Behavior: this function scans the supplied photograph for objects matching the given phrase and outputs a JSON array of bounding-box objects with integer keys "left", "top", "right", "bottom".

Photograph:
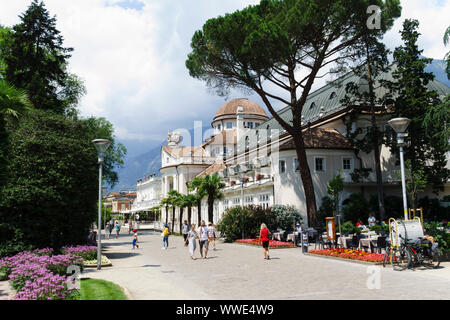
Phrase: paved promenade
[{"left": 82, "top": 230, "right": 450, "bottom": 300}]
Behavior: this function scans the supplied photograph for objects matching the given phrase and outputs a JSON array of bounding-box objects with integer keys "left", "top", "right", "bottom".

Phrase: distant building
[{"left": 105, "top": 191, "right": 137, "bottom": 217}]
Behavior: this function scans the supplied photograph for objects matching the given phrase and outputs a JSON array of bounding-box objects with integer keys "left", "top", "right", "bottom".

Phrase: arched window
[
  {"left": 329, "top": 92, "right": 337, "bottom": 99},
  {"left": 245, "top": 136, "right": 249, "bottom": 151},
  {"left": 310, "top": 102, "right": 316, "bottom": 109}
]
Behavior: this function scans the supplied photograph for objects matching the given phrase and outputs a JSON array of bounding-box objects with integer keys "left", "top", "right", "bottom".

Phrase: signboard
[{"left": 326, "top": 217, "right": 336, "bottom": 241}]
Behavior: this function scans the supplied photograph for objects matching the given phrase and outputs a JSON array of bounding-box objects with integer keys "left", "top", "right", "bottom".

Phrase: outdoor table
[
  {"left": 338, "top": 236, "right": 352, "bottom": 249},
  {"left": 286, "top": 233, "right": 296, "bottom": 242},
  {"left": 359, "top": 236, "right": 379, "bottom": 252},
  {"left": 272, "top": 232, "right": 282, "bottom": 241}
]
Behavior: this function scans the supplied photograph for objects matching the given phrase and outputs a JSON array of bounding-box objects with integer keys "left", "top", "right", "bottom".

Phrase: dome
[{"left": 214, "top": 99, "right": 268, "bottom": 121}]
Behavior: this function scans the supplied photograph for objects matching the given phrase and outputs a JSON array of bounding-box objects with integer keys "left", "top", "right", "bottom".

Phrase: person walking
[
  {"left": 114, "top": 221, "right": 120, "bottom": 239},
  {"left": 105, "top": 222, "right": 110, "bottom": 240},
  {"left": 182, "top": 220, "right": 189, "bottom": 247},
  {"left": 162, "top": 224, "right": 170, "bottom": 250},
  {"left": 259, "top": 223, "right": 272, "bottom": 260},
  {"left": 198, "top": 220, "right": 209, "bottom": 259},
  {"left": 188, "top": 224, "right": 198, "bottom": 260},
  {"left": 207, "top": 222, "right": 216, "bottom": 251},
  {"left": 132, "top": 229, "right": 139, "bottom": 249}
]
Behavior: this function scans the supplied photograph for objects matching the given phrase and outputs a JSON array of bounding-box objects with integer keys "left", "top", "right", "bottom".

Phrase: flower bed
[
  {"left": 309, "top": 248, "right": 385, "bottom": 263},
  {"left": 0, "top": 245, "right": 96, "bottom": 300},
  {"left": 83, "top": 255, "right": 112, "bottom": 268},
  {"left": 236, "top": 238, "right": 295, "bottom": 248}
]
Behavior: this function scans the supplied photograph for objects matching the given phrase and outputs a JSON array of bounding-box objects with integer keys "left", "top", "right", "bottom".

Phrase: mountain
[{"left": 426, "top": 59, "right": 450, "bottom": 87}]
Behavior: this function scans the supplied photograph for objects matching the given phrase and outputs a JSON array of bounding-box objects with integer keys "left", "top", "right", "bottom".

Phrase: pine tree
[
  {"left": 388, "top": 19, "right": 449, "bottom": 202},
  {"left": 4, "top": 0, "right": 73, "bottom": 114}
]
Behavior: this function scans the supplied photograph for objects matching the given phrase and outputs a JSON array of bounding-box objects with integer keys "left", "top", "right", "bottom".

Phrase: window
[
  {"left": 259, "top": 194, "right": 270, "bottom": 209},
  {"left": 279, "top": 160, "right": 286, "bottom": 173},
  {"left": 343, "top": 158, "right": 353, "bottom": 171},
  {"left": 223, "top": 146, "right": 228, "bottom": 155},
  {"left": 232, "top": 198, "right": 241, "bottom": 206},
  {"left": 315, "top": 157, "right": 325, "bottom": 172},
  {"left": 218, "top": 124, "right": 222, "bottom": 131},
  {"left": 245, "top": 136, "right": 249, "bottom": 150},
  {"left": 329, "top": 92, "right": 337, "bottom": 99},
  {"left": 294, "top": 158, "right": 299, "bottom": 171},
  {"left": 226, "top": 122, "right": 233, "bottom": 129},
  {"left": 310, "top": 102, "right": 316, "bottom": 109},
  {"left": 245, "top": 196, "right": 253, "bottom": 204},
  {"left": 223, "top": 200, "right": 229, "bottom": 210}
]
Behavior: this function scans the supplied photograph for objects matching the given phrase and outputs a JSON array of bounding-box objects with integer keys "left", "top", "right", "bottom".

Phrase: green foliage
[
  {"left": 418, "top": 197, "right": 450, "bottom": 221},
  {"left": 341, "top": 221, "right": 358, "bottom": 235},
  {"left": 424, "top": 221, "right": 448, "bottom": 254},
  {"left": 3, "top": 0, "right": 79, "bottom": 114},
  {"left": 343, "top": 193, "right": 369, "bottom": 224},
  {"left": 327, "top": 172, "right": 344, "bottom": 214},
  {"left": 318, "top": 196, "right": 334, "bottom": 224},
  {"left": 0, "top": 110, "right": 98, "bottom": 256},
  {"left": 270, "top": 205, "right": 303, "bottom": 233},
  {"left": 387, "top": 19, "right": 450, "bottom": 193},
  {"left": 188, "top": 174, "right": 224, "bottom": 223},
  {"left": 404, "top": 159, "right": 427, "bottom": 209},
  {"left": 369, "top": 195, "right": 403, "bottom": 220},
  {"left": 350, "top": 168, "right": 372, "bottom": 183},
  {"left": 217, "top": 205, "right": 302, "bottom": 242},
  {"left": 216, "top": 206, "right": 274, "bottom": 242},
  {"left": 81, "top": 117, "right": 127, "bottom": 188}
]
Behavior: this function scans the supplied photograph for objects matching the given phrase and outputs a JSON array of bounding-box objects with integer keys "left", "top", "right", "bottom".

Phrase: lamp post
[
  {"left": 92, "top": 139, "right": 111, "bottom": 270},
  {"left": 388, "top": 118, "right": 411, "bottom": 221}
]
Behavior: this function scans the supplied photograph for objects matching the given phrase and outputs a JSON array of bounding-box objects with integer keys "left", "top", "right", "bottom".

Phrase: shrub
[
  {"left": 424, "top": 221, "right": 449, "bottom": 254},
  {"left": 318, "top": 196, "right": 334, "bottom": 224},
  {"left": 343, "top": 193, "right": 369, "bottom": 224},
  {"left": 270, "top": 205, "right": 303, "bottom": 232},
  {"left": 0, "top": 110, "right": 98, "bottom": 257},
  {"left": 340, "top": 221, "right": 357, "bottom": 235}
]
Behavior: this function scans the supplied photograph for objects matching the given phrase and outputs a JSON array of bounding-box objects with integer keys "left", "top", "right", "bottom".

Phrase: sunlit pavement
[{"left": 82, "top": 230, "right": 450, "bottom": 300}]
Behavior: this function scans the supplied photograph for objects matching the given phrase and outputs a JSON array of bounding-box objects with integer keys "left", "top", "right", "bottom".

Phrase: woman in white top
[
  {"left": 188, "top": 224, "right": 198, "bottom": 260},
  {"left": 207, "top": 222, "right": 216, "bottom": 251}
]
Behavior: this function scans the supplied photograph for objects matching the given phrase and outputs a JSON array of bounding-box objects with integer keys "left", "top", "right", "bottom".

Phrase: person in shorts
[
  {"left": 182, "top": 220, "right": 189, "bottom": 247},
  {"left": 198, "top": 220, "right": 209, "bottom": 259},
  {"left": 207, "top": 222, "right": 216, "bottom": 251},
  {"left": 259, "top": 223, "right": 272, "bottom": 260},
  {"left": 132, "top": 229, "right": 139, "bottom": 249}
]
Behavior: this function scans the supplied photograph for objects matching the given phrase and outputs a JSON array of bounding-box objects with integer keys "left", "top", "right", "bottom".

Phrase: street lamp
[
  {"left": 388, "top": 118, "right": 411, "bottom": 221},
  {"left": 102, "top": 186, "right": 108, "bottom": 236},
  {"left": 92, "top": 139, "right": 111, "bottom": 270}
]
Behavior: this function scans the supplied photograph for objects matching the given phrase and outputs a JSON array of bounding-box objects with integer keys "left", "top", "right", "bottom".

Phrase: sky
[{"left": 0, "top": 0, "right": 449, "bottom": 157}]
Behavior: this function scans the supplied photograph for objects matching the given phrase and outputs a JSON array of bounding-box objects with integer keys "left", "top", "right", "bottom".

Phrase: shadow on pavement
[
  {"left": 142, "top": 265, "right": 161, "bottom": 268},
  {"left": 104, "top": 252, "right": 140, "bottom": 259}
]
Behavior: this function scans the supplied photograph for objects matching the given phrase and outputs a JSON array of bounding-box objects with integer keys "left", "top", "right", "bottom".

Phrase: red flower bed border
[
  {"left": 309, "top": 248, "right": 384, "bottom": 263},
  {"left": 235, "top": 239, "right": 295, "bottom": 248}
]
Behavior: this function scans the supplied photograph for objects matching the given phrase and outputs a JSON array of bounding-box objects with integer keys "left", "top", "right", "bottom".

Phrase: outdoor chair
[
  {"left": 349, "top": 235, "right": 360, "bottom": 250},
  {"left": 314, "top": 233, "right": 331, "bottom": 250},
  {"left": 373, "top": 236, "right": 387, "bottom": 254},
  {"left": 333, "top": 234, "right": 341, "bottom": 249}
]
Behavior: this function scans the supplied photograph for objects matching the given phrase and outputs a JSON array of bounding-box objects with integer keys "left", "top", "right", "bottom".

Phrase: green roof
[{"left": 258, "top": 66, "right": 450, "bottom": 132}]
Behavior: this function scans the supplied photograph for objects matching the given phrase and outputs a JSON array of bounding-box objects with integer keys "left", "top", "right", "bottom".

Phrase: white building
[{"left": 143, "top": 70, "right": 450, "bottom": 232}]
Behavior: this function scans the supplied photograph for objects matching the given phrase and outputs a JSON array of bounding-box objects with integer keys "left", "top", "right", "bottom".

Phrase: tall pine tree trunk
[
  {"left": 179, "top": 207, "right": 184, "bottom": 234},
  {"left": 293, "top": 132, "right": 317, "bottom": 227}
]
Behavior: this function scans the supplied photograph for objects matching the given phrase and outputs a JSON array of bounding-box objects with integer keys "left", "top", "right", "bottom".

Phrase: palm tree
[
  {"left": 0, "top": 81, "right": 33, "bottom": 184},
  {"left": 189, "top": 175, "right": 225, "bottom": 224},
  {"left": 160, "top": 197, "right": 170, "bottom": 225},
  {"left": 188, "top": 177, "right": 207, "bottom": 224},
  {"left": 183, "top": 194, "right": 198, "bottom": 225},
  {"left": 167, "top": 190, "right": 181, "bottom": 233},
  {"left": 175, "top": 194, "right": 189, "bottom": 234}
]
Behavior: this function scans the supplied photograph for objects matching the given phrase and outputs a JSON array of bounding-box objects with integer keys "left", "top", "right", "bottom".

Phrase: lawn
[{"left": 80, "top": 279, "right": 128, "bottom": 300}]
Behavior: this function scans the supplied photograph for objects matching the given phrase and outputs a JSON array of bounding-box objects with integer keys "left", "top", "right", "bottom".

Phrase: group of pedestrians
[
  {"left": 105, "top": 221, "right": 121, "bottom": 240},
  {"left": 182, "top": 220, "right": 216, "bottom": 260}
]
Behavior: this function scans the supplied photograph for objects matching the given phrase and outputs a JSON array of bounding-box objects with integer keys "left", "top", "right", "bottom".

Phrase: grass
[{"left": 80, "top": 278, "right": 128, "bottom": 300}]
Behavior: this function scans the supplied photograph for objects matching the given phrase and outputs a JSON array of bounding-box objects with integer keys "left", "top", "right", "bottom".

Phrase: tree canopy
[{"left": 186, "top": 0, "right": 401, "bottom": 226}]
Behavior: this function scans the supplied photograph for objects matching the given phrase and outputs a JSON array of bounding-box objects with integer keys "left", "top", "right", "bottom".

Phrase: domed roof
[{"left": 214, "top": 99, "right": 268, "bottom": 120}]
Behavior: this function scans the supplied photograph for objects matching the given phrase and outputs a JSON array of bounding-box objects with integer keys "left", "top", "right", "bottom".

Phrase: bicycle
[
  {"left": 407, "top": 237, "right": 441, "bottom": 269},
  {"left": 390, "top": 238, "right": 412, "bottom": 271},
  {"left": 382, "top": 240, "right": 391, "bottom": 268}
]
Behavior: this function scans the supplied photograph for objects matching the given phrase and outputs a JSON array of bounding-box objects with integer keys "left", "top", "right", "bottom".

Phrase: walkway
[{"left": 83, "top": 231, "right": 450, "bottom": 300}]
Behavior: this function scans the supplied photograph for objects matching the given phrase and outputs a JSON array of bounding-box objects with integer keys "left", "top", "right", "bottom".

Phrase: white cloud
[{"left": 0, "top": 0, "right": 448, "bottom": 148}]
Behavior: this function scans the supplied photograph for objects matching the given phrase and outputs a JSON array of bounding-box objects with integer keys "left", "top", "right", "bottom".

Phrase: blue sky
[{"left": 0, "top": 0, "right": 449, "bottom": 159}]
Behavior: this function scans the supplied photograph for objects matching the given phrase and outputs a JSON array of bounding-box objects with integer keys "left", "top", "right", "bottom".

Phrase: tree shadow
[{"left": 104, "top": 252, "right": 140, "bottom": 259}]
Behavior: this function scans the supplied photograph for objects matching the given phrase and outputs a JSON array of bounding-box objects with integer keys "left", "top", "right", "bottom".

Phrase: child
[
  {"left": 132, "top": 229, "right": 139, "bottom": 249},
  {"left": 162, "top": 224, "right": 170, "bottom": 250}
]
